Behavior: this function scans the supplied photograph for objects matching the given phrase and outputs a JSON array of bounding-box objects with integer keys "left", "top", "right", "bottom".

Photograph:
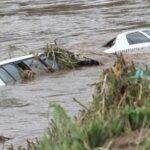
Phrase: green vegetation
[{"left": 8, "top": 55, "right": 150, "bottom": 150}]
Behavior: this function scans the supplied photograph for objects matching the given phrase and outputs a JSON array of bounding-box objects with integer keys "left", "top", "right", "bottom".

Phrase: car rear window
[
  {"left": 126, "top": 31, "right": 150, "bottom": 45},
  {"left": 143, "top": 30, "right": 150, "bottom": 36},
  {"left": 0, "top": 67, "right": 15, "bottom": 84},
  {"left": 2, "top": 64, "right": 21, "bottom": 81}
]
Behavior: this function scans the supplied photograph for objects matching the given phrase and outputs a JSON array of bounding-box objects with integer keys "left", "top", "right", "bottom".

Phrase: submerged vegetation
[
  {"left": 7, "top": 55, "right": 150, "bottom": 150},
  {"left": 43, "top": 42, "right": 99, "bottom": 71},
  {"left": 43, "top": 42, "right": 79, "bottom": 70}
]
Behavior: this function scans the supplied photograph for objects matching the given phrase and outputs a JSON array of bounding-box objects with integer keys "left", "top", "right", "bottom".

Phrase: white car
[
  {"left": 103, "top": 29, "right": 150, "bottom": 54},
  {"left": 0, "top": 53, "right": 50, "bottom": 86}
]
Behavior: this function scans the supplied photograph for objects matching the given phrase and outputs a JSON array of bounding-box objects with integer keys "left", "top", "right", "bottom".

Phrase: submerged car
[
  {"left": 0, "top": 51, "right": 99, "bottom": 86},
  {"left": 0, "top": 53, "right": 49, "bottom": 86},
  {"left": 103, "top": 29, "right": 150, "bottom": 54}
]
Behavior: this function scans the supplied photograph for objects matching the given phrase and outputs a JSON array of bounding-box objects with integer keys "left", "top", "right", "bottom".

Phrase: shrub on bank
[{"left": 8, "top": 55, "right": 150, "bottom": 150}]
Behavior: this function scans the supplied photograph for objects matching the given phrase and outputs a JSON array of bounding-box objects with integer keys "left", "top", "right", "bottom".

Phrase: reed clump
[
  {"left": 8, "top": 55, "right": 150, "bottom": 150},
  {"left": 43, "top": 43, "right": 79, "bottom": 70}
]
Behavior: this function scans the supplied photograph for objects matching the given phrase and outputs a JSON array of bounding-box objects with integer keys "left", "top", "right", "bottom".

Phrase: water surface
[{"left": 0, "top": 0, "right": 150, "bottom": 148}]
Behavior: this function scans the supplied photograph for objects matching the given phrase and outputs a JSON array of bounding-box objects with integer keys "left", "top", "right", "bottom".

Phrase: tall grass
[
  {"left": 8, "top": 55, "right": 150, "bottom": 150},
  {"left": 38, "top": 55, "right": 150, "bottom": 150}
]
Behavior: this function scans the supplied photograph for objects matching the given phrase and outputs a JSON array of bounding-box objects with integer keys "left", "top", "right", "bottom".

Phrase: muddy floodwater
[{"left": 0, "top": 0, "right": 150, "bottom": 148}]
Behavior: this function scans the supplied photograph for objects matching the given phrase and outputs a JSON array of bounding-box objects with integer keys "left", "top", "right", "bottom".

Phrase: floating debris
[
  {"left": 0, "top": 136, "right": 12, "bottom": 150},
  {"left": 0, "top": 44, "right": 100, "bottom": 86},
  {"left": 21, "top": 69, "right": 36, "bottom": 82},
  {"left": 0, "top": 135, "right": 12, "bottom": 144}
]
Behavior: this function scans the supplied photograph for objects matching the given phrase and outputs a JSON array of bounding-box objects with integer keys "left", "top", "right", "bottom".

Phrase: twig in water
[{"left": 73, "top": 98, "right": 89, "bottom": 111}]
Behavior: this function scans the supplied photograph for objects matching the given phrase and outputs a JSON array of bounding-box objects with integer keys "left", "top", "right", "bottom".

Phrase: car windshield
[
  {"left": 143, "top": 30, "right": 150, "bottom": 36},
  {"left": 126, "top": 31, "right": 150, "bottom": 45}
]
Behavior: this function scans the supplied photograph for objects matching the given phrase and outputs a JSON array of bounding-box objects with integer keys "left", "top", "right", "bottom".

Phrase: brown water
[{"left": 0, "top": 0, "right": 150, "bottom": 148}]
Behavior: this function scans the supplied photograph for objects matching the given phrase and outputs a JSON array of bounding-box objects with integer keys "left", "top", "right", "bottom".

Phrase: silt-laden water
[{"left": 0, "top": 0, "right": 150, "bottom": 148}]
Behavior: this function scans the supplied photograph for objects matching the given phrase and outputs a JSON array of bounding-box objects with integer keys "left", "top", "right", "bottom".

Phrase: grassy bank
[{"left": 8, "top": 55, "right": 150, "bottom": 150}]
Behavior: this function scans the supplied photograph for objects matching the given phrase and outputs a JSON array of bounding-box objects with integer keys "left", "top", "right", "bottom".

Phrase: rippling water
[{"left": 0, "top": 0, "right": 150, "bottom": 148}]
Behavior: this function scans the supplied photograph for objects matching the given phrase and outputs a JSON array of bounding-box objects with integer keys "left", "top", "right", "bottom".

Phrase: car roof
[
  {"left": 0, "top": 53, "right": 43, "bottom": 66},
  {"left": 104, "top": 29, "right": 150, "bottom": 53}
]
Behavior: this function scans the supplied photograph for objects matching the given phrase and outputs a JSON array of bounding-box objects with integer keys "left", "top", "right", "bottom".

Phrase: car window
[
  {"left": 16, "top": 62, "right": 30, "bottom": 70},
  {"left": 143, "top": 30, "right": 150, "bottom": 36},
  {"left": 2, "top": 64, "right": 21, "bottom": 81},
  {"left": 39, "top": 54, "right": 53, "bottom": 66},
  {"left": 0, "top": 67, "right": 15, "bottom": 84},
  {"left": 22, "top": 59, "right": 35, "bottom": 67},
  {"left": 39, "top": 54, "right": 61, "bottom": 70},
  {"left": 126, "top": 32, "right": 150, "bottom": 45},
  {"left": 23, "top": 58, "right": 47, "bottom": 72}
]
